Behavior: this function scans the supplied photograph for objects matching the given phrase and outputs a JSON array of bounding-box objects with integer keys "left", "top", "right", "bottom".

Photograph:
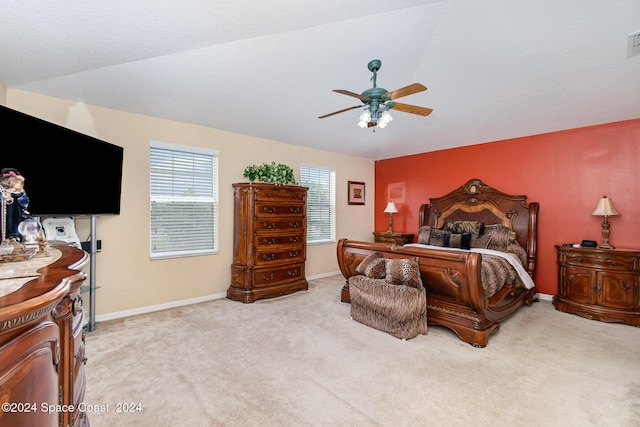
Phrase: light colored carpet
[{"left": 84, "top": 275, "right": 640, "bottom": 427}]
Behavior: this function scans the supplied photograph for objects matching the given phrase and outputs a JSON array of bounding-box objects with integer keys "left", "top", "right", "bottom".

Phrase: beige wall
[
  {"left": 0, "top": 79, "right": 6, "bottom": 105},
  {"left": 7, "top": 89, "right": 374, "bottom": 318}
]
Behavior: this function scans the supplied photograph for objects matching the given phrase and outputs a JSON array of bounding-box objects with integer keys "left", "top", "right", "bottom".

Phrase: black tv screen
[{"left": 1, "top": 105, "right": 124, "bottom": 216}]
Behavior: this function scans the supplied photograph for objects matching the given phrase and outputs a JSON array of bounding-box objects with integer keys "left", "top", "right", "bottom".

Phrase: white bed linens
[{"left": 404, "top": 243, "right": 535, "bottom": 290}]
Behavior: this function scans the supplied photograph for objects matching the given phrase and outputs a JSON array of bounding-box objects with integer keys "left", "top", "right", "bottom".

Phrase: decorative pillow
[
  {"left": 385, "top": 257, "right": 423, "bottom": 288},
  {"left": 417, "top": 226, "right": 433, "bottom": 245},
  {"left": 428, "top": 228, "right": 450, "bottom": 247},
  {"left": 483, "top": 224, "right": 517, "bottom": 252},
  {"left": 355, "top": 252, "right": 387, "bottom": 279},
  {"left": 443, "top": 233, "right": 472, "bottom": 250},
  {"left": 470, "top": 233, "right": 493, "bottom": 249},
  {"left": 507, "top": 240, "right": 528, "bottom": 266},
  {"left": 443, "top": 220, "right": 485, "bottom": 235}
]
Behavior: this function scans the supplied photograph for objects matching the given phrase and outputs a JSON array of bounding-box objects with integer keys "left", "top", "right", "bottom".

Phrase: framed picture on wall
[
  {"left": 387, "top": 181, "right": 405, "bottom": 203},
  {"left": 348, "top": 181, "right": 365, "bottom": 205}
]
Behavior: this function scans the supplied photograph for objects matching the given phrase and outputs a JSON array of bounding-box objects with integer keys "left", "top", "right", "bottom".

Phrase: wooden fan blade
[
  {"left": 383, "top": 83, "right": 427, "bottom": 100},
  {"left": 333, "top": 89, "right": 370, "bottom": 101},
  {"left": 391, "top": 102, "right": 433, "bottom": 116},
  {"left": 318, "top": 105, "right": 362, "bottom": 119}
]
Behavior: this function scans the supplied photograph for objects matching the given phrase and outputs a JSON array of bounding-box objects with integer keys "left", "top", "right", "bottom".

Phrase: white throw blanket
[{"left": 404, "top": 244, "right": 536, "bottom": 290}]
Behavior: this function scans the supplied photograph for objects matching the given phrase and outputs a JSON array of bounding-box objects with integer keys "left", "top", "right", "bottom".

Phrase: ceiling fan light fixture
[
  {"left": 378, "top": 109, "right": 393, "bottom": 127},
  {"left": 369, "top": 108, "right": 379, "bottom": 125},
  {"left": 357, "top": 109, "right": 371, "bottom": 127}
]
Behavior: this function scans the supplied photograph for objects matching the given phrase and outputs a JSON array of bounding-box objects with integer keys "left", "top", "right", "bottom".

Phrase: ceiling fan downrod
[
  {"left": 368, "top": 59, "right": 382, "bottom": 88},
  {"left": 361, "top": 59, "right": 389, "bottom": 105}
]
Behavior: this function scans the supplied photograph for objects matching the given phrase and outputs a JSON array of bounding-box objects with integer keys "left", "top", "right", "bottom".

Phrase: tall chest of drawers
[{"left": 228, "top": 182, "right": 308, "bottom": 303}]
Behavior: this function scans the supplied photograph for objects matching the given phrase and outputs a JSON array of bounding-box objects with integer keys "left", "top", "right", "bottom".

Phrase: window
[
  {"left": 150, "top": 141, "right": 218, "bottom": 259},
  {"left": 300, "top": 165, "right": 335, "bottom": 244}
]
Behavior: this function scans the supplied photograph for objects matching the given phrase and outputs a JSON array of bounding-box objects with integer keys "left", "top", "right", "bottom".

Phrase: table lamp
[
  {"left": 591, "top": 195, "right": 620, "bottom": 249},
  {"left": 384, "top": 201, "right": 398, "bottom": 234}
]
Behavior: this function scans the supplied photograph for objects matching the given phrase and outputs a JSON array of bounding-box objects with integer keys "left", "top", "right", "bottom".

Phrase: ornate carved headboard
[{"left": 418, "top": 178, "right": 539, "bottom": 276}]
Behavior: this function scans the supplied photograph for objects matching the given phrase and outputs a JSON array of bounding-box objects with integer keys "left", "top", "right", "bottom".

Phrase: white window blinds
[
  {"left": 150, "top": 141, "right": 218, "bottom": 259},
  {"left": 300, "top": 165, "right": 335, "bottom": 244}
]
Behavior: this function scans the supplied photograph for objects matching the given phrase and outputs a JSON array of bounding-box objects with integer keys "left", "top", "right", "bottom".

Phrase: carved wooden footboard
[
  {"left": 337, "top": 178, "right": 539, "bottom": 347},
  {"left": 337, "top": 239, "right": 537, "bottom": 347}
]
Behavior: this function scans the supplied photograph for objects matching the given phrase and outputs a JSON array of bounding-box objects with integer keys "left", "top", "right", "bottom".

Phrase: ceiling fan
[{"left": 319, "top": 59, "right": 433, "bottom": 129}]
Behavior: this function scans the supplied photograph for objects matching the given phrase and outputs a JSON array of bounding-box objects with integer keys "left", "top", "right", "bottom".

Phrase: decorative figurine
[
  {"left": 36, "top": 229, "right": 49, "bottom": 257},
  {"left": 0, "top": 168, "right": 38, "bottom": 262},
  {"left": 1, "top": 168, "right": 31, "bottom": 241}
]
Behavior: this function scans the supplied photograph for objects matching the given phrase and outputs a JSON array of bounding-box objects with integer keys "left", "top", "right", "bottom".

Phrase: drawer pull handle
[
  {"left": 262, "top": 254, "right": 276, "bottom": 260},
  {"left": 289, "top": 236, "right": 299, "bottom": 242},
  {"left": 262, "top": 238, "right": 276, "bottom": 244},
  {"left": 262, "top": 222, "right": 276, "bottom": 229},
  {"left": 263, "top": 207, "right": 277, "bottom": 213},
  {"left": 263, "top": 274, "right": 274, "bottom": 281},
  {"left": 290, "top": 207, "right": 300, "bottom": 213},
  {"left": 288, "top": 270, "right": 298, "bottom": 276},
  {"left": 289, "top": 222, "right": 300, "bottom": 228},
  {"left": 289, "top": 251, "right": 299, "bottom": 258}
]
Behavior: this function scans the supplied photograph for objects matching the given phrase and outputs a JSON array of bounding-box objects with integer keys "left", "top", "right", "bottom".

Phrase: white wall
[{"left": 7, "top": 89, "right": 375, "bottom": 317}]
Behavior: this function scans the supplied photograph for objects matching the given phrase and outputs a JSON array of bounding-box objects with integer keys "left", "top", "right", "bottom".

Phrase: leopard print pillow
[
  {"left": 355, "top": 252, "right": 387, "bottom": 279},
  {"left": 385, "top": 257, "right": 423, "bottom": 288}
]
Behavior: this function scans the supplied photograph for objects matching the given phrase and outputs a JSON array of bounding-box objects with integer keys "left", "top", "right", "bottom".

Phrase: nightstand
[
  {"left": 373, "top": 231, "right": 414, "bottom": 246},
  {"left": 554, "top": 245, "right": 640, "bottom": 326}
]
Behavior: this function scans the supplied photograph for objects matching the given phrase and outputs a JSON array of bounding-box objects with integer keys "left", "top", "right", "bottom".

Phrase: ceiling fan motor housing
[{"left": 360, "top": 87, "right": 390, "bottom": 105}]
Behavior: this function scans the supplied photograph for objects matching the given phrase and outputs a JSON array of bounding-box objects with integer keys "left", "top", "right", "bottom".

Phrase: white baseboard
[
  {"left": 538, "top": 293, "right": 553, "bottom": 301},
  {"left": 94, "top": 272, "right": 343, "bottom": 323},
  {"left": 94, "top": 292, "right": 226, "bottom": 323},
  {"left": 307, "top": 271, "right": 341, "bottom": 280}
]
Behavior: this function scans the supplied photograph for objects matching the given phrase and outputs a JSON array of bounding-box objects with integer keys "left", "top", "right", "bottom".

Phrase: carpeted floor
[{"left": 84, "top": 275, "right": 640, "bottom": 427}]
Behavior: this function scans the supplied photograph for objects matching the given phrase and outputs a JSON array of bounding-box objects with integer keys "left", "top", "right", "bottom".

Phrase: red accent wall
[{"left": 374, "top": 118, "right": 640, "bottom": 296}]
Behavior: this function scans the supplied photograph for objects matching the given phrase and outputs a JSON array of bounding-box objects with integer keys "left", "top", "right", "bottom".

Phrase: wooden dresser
[
  {"left": 0, "top": 243, "right": 89, "bottom": 427},
  {"left": 554, "top": 245, "right": 640, "bottom": 326},
  {"left": 228, "top": 183, "right": 308, "bottom": 303}
]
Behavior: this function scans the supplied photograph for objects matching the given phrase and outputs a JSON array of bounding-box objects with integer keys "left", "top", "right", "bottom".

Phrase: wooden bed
[{"left": 336, "top": 178, "right": 539, "bottom": 347}]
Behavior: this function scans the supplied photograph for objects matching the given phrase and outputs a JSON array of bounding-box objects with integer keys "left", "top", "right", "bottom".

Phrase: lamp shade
[
  {"left": 384, "top": 201, "right": 398, "bottom": 214},
  {"left": 591, "top": 195, "right": 620, "bottom": 217}
]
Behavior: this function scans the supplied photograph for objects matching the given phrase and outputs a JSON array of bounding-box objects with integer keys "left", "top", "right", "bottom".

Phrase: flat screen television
[{"left": 1, "top": 105, "right": 124, "bottom": 216}]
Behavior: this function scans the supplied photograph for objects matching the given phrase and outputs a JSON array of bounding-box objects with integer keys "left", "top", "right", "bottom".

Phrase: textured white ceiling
[{"left": 1, "top": 0, "right": 639, "bottom": 159}]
